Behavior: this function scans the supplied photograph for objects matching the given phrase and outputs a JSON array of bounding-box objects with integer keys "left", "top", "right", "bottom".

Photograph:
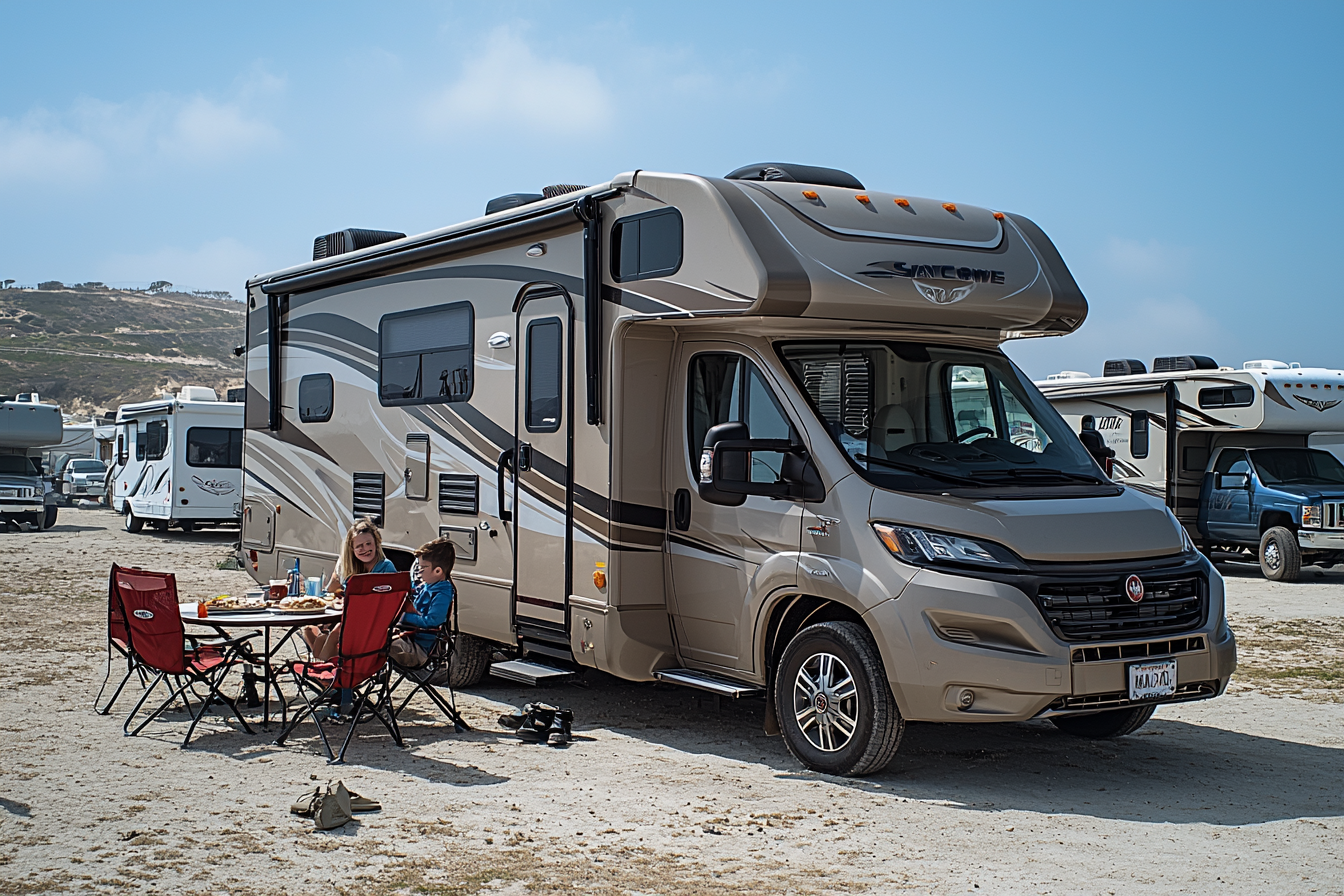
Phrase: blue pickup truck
[{"left": 1198, "top": 446, "right": 1344, "bottom": 581}]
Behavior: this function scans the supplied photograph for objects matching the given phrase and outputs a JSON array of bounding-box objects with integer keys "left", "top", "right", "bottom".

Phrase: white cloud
[
  {"left": 100, "top": 237, "right": 269, "bottom": 299},
  {"left": 0, "top": 112, "right": 104, "bottom": 184},
  {"left": 160, "top": 96, "right": 277, "bottom": 161},
  {"left": 422, "top": 28, "right": 611, "bottom": 135}
]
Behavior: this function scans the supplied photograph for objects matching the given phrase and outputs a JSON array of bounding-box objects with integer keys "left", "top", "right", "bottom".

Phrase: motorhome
[
  {"left": 241, "top": 164, "right": 1235, "bottom": 776},
  {"left": 0, "top": 398, "right": 62, "bottom": 529},
  {"left": 108, "top": 386, "right": 244, "bottom": 533},
  {"left": 1038, "top": 357, "right": 1344, "bottom": 581}
]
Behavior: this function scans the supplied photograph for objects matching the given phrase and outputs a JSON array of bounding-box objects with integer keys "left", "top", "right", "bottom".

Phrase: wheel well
[
  {"left": 1260, "top": 511, "right": 1294, "bottom": 535},
  {"left": 762, "top": 595, "right": 866, "bottom": 677}
]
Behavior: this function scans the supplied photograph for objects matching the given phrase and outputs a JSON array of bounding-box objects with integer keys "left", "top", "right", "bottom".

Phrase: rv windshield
[
  {"left": 1251, "top": 449, "right": 1344, "bottom": 486},
  {"left": 0, "top": 456, "right": 41, "bottom": 477},
  {"left": 779, "top": 342, "right": 1115, "bottom": 496}
]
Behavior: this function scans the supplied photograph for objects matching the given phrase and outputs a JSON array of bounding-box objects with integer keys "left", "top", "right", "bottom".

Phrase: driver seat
[{"left": 871, "top": 405, "right": 916, "bottom": 456}]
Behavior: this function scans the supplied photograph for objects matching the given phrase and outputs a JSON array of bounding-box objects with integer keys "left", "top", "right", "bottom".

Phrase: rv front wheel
[
  {"left": 1259, "top": 526, "right": 1301, "bottom": 582},
  {"left": 774, "top": 621, "right": 903, "bottom": 777},
  {"left": 124, "top": 510, "right": 143, "bottom": 533}
]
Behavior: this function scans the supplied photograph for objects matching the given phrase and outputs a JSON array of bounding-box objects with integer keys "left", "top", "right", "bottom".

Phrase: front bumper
[
  {"left": 0, "top": 502, "right": 43, "bottom": 516},
  {"left": 1299, "top": 529, "right": 1344, "bottom": 550},
  {"left": 864, "top": 559, "right": 1235, "bottom": 723}
]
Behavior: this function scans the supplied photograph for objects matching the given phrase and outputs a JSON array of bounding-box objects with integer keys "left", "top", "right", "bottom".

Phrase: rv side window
[
  {"left": 687, "top": 353, "right": 796, "bottom": 483},
  {"left": 378, "top": 302, "right": 474, "bottom": 406},
  {"left": 144, "top": 420, "right": 168, "bottom": 461},
  {"left": 298, "top": 373, "right": 334, "bottom": 423},
  {"left": 946, "top": 365, "right": 1002, "bottom": 441},
  {"left": 612, "top": 208, "right": 683, "bottom": 282},
  {"left": 1131, "top": 411, "right": 1149, "bottom": 459},
  {"left": 186, "top": 427, "right": 243, "bottom": 468},
  {"left": 134, "top": 429, "right": 144, "bottom": 461},
  {"left": 117, "top": 434, "right": 126, "bottom": 465},
  {"left": 525, "top": 318, "right": 563, "bottom": 433},
  {"left": 1198, "top": 385, "right": 1254, "bottom": 409},
  {"left": 1183, "top": 446, "right": 1210, "bottom": 473}
]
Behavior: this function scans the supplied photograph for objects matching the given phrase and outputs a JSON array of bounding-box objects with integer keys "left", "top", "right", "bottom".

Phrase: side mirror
[
  {"left": 697, "top": 422, "right": 748, "bottom": 507},
  {"left": 1215, "top": 472, "right": 1250, "bottom": 490},
  {"left": 698, "top": 421, "right": 823, "bottom": 505}
]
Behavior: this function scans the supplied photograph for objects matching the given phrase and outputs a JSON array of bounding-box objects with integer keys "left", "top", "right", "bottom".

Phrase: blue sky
[{"left": 2, "top": 1, "right": 1341, "bottom": 378}]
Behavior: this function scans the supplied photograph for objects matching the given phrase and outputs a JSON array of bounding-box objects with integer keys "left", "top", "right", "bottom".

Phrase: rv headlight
[
  {"left": 1302, "top": 504, "right": 1322, "bottom": 529},
  {"left": 872, "top": 523, "right": 1018, "bottom": 568}
]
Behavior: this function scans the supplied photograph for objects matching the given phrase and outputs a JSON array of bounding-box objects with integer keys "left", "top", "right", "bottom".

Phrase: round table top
[{"left": 178, "top": 604, "right": 340, "bottom": 626}]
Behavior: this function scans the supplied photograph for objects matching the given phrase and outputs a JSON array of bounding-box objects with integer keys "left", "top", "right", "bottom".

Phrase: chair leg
[
  {"left": 182, "top": 667, "right": 256, "bottom": 747},
  {"left": 128, "top": 676, "right": 194, "bottom": 737},
  {"left": 276, "top": 675, "right": 337, "bottom": 762},
  {"left": 331, "top": 687, "right": 372, "bottom": 765},
  {"left": 97, "top": 658, "right": 138, "bottom": 716},
  {"left": 122, "top": 672, "right": 170, "bottom": 735}
]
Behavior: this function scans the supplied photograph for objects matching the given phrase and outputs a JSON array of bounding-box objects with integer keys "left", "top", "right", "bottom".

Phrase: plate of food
[
  {"left": 273, "top": 595, "right": 332, "bottom": 613},
  {"left": 203, "top": 595, "right": 268, "bottom": 614}
]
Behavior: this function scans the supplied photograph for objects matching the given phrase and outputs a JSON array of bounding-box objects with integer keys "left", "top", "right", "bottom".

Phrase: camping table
[{"left": 179, "top": 605, "right": 339, "bottom": 728}]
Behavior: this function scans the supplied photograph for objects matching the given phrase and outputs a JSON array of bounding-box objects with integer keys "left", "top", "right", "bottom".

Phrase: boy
[{"left": 389, "top": 537, "right": 456, "bottom": 668}]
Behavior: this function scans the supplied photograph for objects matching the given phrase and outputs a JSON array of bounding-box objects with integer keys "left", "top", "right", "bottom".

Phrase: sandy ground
[{"left": 2, "top": 508, "right": 1341, "bottom": 896}]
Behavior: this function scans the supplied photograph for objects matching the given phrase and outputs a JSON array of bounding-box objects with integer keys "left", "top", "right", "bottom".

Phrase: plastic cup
[{"left": 306, "top": 576, "right": 321, "bottom": 597}]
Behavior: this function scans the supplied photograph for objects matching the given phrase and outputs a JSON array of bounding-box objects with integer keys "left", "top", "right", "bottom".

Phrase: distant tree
[
  {"left": 148, "top": 280, "right": 173, "bottom": 293},
  {"left": 37, "top": 280, "right": 64, "bottom": 290}
]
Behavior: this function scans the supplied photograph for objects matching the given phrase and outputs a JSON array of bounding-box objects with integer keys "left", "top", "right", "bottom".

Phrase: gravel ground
[{"left": 1, "top": 508, "right": 1341, "bottom": 896}]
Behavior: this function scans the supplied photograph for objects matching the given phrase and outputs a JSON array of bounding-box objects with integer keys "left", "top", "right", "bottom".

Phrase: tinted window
[
  {"left": 687, "top": 353, "right": 796, "bottom": 483},
  {"left": 144, "top": 420, "right": 168, "bottom": 460},
  {"left": 1252, "top": 448, "right": 1344, "bottom": 486},
  {"left": 612, "top": 209, "right": 683, "bottom": 281},
  {"left": 379, "top": 302, "right": 474, "bottom": 406},
  {"left": 1131, "top": 411, "right": 1150, "bottom": 459},
  {"left": 71, "top": 460, "right": 105, "bottom": 472},
  {"left": 0, "top": 456, "right": 40, "bottom": 476},
  {"left": 1213, "top": 450, "right": 1247, "bottom": 476},
  {"left": 526, "top": 318, "right": 563, "bottom": 432},
  {"left": 1182, "top": 446, "right": 1209, "bottom": 472},
  {"left": 186, "top": 427, "right": 242, "bottom": 468},
  {"left": 299, "top": 373, "right": 334, "bottom": 423},
  {"left": 1198, "top": 385, "right": 1254, "bottom": 409}
]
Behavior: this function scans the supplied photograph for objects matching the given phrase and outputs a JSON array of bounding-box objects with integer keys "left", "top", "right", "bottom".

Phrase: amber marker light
[
  {"left": 593, "top": 562, "right": 607, "bottom": 589},
  {"left": 993, "top": 211, "right": 1005, "bottom": 220},
  {"left": 894, "top": 197, "right": 911, "bottom": 207},
  {"left": 855, "top": 194, "right": 871, "bottom": 203},
  {"left": 801, "top": 190, "right": 819, "bottom": 200},
  {"left": 943, "top": 202, "right": 958, "bottom": 213},
  {"left": 872, "top": 523, "right": 904, "bottom": 557}
]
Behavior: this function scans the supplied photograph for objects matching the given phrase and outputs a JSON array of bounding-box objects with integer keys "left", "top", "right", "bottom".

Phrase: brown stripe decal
[{"left": 517, "top": 594, "right": 566, "bottom": 610}]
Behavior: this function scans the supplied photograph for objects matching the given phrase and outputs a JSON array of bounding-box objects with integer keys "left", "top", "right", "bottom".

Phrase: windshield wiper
[
  {"left": 969, "top": 467, "right": 1109, "bottom": 485},
  {"left": 854, "top": 454, "right": 982, "bottom": 486}
]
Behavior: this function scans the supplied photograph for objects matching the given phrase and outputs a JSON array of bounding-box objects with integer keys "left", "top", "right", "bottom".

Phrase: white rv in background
[{"left": 108, "top": 386, "right": 244, "bottom": 532}]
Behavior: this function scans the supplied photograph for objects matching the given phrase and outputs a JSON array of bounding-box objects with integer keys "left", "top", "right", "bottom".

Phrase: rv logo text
[
  {"left": 1294, "top": 395, "right": 1342, "bottom": 413},
  {"left": 860, "top": 262, "right": 1006, "bottom": 285},
  {"left": 192, "top": 476, "right": 236, "bottom": 496}
]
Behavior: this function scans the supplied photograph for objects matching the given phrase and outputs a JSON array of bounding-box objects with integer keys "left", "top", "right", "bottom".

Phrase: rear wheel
[
  {"left": 179, "top": 520, "right": 195, "bottom": 533},
  {"left": 1051, "top": 704, "right": 1156, "bottom": 738},
  {"left": 1259, "top": 526, "right": 1301, "bottom": 582},
  {"left": 448, "top": 633, "right": 492, "bottom": 687},
  {"left": 42, "top": 505, "right": 57, "bottom": 529},
  {"left": 774, "top": 621, "right": 903, "bottom": 777},
  {"left": 124, "top": 510, "right": 144, "bottom": 533}
]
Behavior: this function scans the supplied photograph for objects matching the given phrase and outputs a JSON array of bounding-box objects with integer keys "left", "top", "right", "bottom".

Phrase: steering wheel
[{"left": 954, "top": 426, "right": 994, "bottom": 443}]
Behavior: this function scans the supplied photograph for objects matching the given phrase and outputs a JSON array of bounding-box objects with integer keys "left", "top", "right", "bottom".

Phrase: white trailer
[{"left": 108, "top": 386, "right": 244, "bottom": 532}]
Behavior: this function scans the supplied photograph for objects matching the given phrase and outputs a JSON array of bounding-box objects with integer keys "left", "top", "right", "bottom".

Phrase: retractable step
[
  {"left": 489, "top": 659, "right": 574, "bottom": 686},
  {"left": 654, "top": 668, "right": 763, "bottom": 698}
]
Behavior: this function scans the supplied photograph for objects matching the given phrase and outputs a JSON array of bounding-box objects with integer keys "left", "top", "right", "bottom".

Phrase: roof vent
[
  {"left": 177, "top": 386, "right": 218, "bottom": 402},
  {"left": 1152, "top": 355, "right": 1218, "bottom": 373},
  {"left": 1243, "top": 359, "right": 1290, "bottom": 370},
  {"left": 1103, "top": 359, "right": 1147, "bottom": 377},
  {"left": 313, "top": 228, "right": 406, "bottom": 261},
  {"left": 485, "top": 193, "right": 544, "bottom": 216},
  {"left": 724, "top": 162, "right": 864, "bottom": 190},
  {"left": 542, "top": 184, "right": 588, "bottom": 199}
]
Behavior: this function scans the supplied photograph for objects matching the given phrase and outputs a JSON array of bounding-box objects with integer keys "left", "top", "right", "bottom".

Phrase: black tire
[
  {"left": 179, "top": 520, "right": 195, "bottom": 533},
  {"left": 1051, "top": 704, "right": 1156, "bottom": 738},
  {"left": 124, "top": 510, "right": 144, "bottom": 533},
  {"left": 42, "top": 505, "right": 57, "bottom": 530},
  {"left": 448, "top": 633, "right": 492, "bottom": 688},
  {"left": 1259, "top": 526, "right": 1301, "bottom": 582},
  {"left": 20, "top": 513, "right": 42, "bottom": 531},
  {"left": 774, "top": 621, "right": 903, "bottom": 777}
]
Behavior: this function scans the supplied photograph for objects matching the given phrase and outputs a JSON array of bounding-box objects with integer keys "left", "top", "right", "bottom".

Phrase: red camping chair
[
  {"left": 96, "top": 565, "right": 149, "bottom": 714},
  {"left": 274, "top": 571, "right": 411, "bottom": 764},
  {"left": 113, "top": 565, "right": 260, "bottom": 747}
]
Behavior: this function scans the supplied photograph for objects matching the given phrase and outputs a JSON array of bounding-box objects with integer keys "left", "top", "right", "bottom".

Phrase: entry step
[
  {"left": 490, "top": 659, "right": 574, "bottom": 686},
  {"left": 654, "top": 668, "right": 763, "bottom": 698}
]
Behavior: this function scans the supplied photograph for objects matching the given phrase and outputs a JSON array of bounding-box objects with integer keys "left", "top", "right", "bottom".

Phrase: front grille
[
  {"left": 352, "top": 472, "right": 385, "bottom": 526},
  {"left": 438, "top": 473, "right": 478, "bottom": 515},
  {"left": 1048, "top": 680, "right": 1218, "bottom": 712},
  {"left": 1325, "top": 501, "right": 1344, "bottom": 530},
  {"left": 1071, "top": 636, "right": 1205, "bottom": 663},
  {"left": 1036, "top": 572, "right": 1206, "bottom": 641}
]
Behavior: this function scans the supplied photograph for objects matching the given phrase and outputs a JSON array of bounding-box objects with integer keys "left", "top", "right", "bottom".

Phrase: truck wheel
[
  {"left": 448, "top": 633, "right": 492, "bottom": 687},
  {"left": 21, "top": 512, "right": 42, "bottom": 531},
  {"left": 42, "top": 506, "right": 57, "bottom": 530},
  {"left": 1051, "top": 704, "right": 1156, "bottom": 738},
  {"left": 124, "top": 510, "right": 144, "bottom": 533},
  {"left": 1259, "top": 526, "right": 1301, "bottom": 582},
  {"left": 179, "top": 520, "right": 195, "bottom": 533},
  {"left": 774, "top": 621, "right": 903, "bottom": 777}
]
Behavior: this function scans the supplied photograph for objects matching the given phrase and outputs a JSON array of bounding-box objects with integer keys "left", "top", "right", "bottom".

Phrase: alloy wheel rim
[
  {"left": 1264, "top": 541, "right": 1281, "bottom": 570},
  {"left": 792, "top": 651, "right": 859, "bottom": 753}
]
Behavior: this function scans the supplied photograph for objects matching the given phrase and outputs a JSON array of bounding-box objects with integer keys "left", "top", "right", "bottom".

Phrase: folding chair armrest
[
  {"left": 186, "top": 630, "right": 261, "bottom": 651},
  {"left": 395, "top": 624, "right": 441, "bottom": 635}
]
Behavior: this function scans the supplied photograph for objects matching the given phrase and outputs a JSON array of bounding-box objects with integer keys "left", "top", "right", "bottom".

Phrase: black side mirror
[
  {"left": 698, "top": 421, "right": 823, "bottom": 505},
  {"left": 697, "top": 422, "right": 747, "bottom": 507}
]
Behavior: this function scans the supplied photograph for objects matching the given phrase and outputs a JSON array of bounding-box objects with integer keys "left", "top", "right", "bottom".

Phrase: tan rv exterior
[{"left": 241, "top": 166, "right": 1235, "bottom": 775}]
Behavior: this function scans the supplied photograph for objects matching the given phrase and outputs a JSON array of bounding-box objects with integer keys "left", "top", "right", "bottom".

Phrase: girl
[{"left": 301, "top": 518, "right": 397, "bottom": 661}]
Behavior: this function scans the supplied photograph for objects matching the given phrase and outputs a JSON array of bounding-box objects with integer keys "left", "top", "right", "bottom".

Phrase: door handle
[
  {"left": 517, "top": 442, "right": 533, "bottom": 473},
  {"left": 673, "top": 488, "right": 691, "bottom": 531},
  {"left": 496, "top": 448, "right": 514, "bottom": 522}
]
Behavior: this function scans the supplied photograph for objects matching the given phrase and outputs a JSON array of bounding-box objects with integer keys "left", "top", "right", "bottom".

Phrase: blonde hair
[{"left": 338, "top": 517, "right": 386, "bottom": 578}]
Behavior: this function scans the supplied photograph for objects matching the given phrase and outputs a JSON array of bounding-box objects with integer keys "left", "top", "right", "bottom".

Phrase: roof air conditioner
[
  {"left": 1103, "top": 359, "right": 1147, "bottom": 377},
  {"left": 1152, "top": 355, "right": 1218, "bottom": 373}
]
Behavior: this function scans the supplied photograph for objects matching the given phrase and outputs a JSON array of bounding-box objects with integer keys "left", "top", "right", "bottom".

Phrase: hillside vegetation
[{"left": 0, "top": 285, "right": 245, "bottom": 415}]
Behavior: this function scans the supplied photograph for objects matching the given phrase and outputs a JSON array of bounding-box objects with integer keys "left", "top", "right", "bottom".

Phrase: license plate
[{"left": 1127, "top": 658, "right": 1177, "bottom": 701}]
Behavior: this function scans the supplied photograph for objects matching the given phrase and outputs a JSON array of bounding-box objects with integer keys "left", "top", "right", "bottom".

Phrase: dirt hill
[{"left": 0, "top": 285, "right": 245, "bottom": 416}]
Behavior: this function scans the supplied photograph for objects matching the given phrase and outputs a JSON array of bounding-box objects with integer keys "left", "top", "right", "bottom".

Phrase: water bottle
[{"left": 288, "top": 557, "right": 302, "bottom": 596}]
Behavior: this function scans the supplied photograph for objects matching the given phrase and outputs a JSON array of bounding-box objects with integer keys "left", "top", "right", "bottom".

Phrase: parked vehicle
[
  {"left": 0, "top": 399, "right": 62, "bottom": 530},
  {"left": 108, "top": 386, "right": 243, "bottom": 533},
  {"left": 60, "top": 457, "right": 108, "bottom": 503},
  {"left": 241, "top": 163, "right": 1235, "bottom": 775},
  {"left": 1039, "top": 358, "right": 1344, "bottom": 581}
]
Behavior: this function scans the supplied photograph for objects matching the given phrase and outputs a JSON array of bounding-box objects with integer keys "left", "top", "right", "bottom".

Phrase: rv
[
  {"left": 0, "top": 398, "right": 62, "bottom": 530},
  {"left": 108, "top": 386, "right": 244, "bottom": 533},
  {"left": 1038, "top": 357, "right": 1344, "bottom": 581},
  {"left": 241, "top": 164, "right": 1235, "bottom": 776}
]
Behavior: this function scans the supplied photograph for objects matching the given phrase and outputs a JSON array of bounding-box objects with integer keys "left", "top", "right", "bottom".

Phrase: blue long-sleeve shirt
[{"left": 400, "top": 579, "right": 454, "bottom": 649}]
